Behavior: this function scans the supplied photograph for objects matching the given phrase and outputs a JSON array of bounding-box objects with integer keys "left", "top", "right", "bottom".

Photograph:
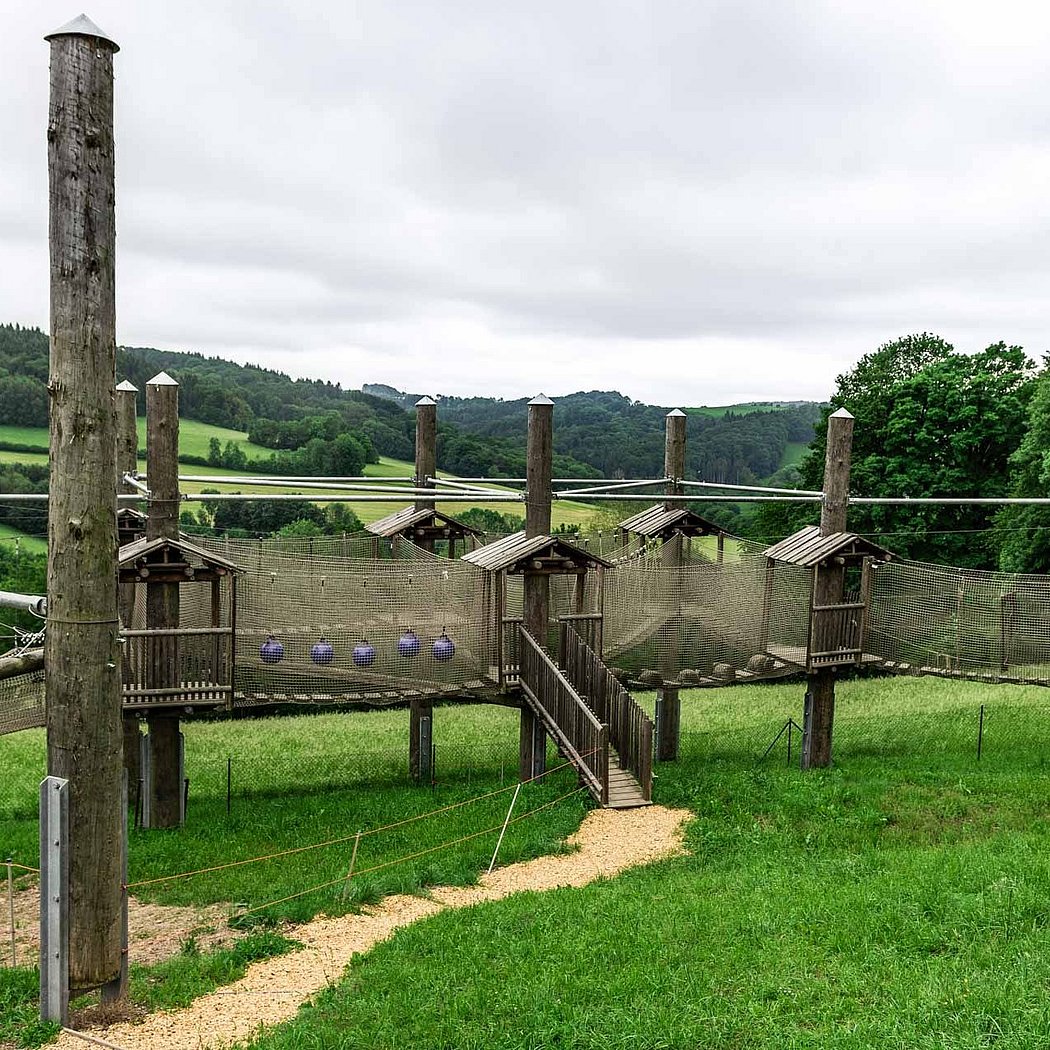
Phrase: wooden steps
[{"left": 605, "top": 751, "right": 650, "bottom": 809}]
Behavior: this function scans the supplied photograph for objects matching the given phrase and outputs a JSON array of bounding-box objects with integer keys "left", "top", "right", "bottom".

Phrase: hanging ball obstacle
[
  {"left": 432, "top": 631, "right": 455, "bottom": 662},
  {"left": 398, "top": 629, "right": 421, "bottom": 658},
  {"left": 352, "top": 639, "right": 377, "bottom": 667},
  {"left": 311, "top": 637, "right": 334, "bottom": 666},
  {"left": 260, "top": 635, "right": 284, "bottom": 664}
]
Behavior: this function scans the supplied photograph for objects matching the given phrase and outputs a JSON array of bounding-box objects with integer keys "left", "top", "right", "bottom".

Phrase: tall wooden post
[
  {"left": 414, "top": 396, "right": 437, "bottom": 514},
  {"left": 656, "top": 409, "right": 686, "bottom": 761},
  {"left": 145, "top": 372, "right": 182, "bottom": 826},
  {"left": 44, "top": 13, "right": 123, "bottom": 994},
  {"left": 410, "top": 396, "right": 437, "bottom": 781},
  {"left": 115, "top": 380, "right": 141, "bottom": 799},
  {"left": 520, "top": 394, "right": 553, "bottom": 780},
  {"left": 802, "top": 407, "right": 854, "bottom": 770}
]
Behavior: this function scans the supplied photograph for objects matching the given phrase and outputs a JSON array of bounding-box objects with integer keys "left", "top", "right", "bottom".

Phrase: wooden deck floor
[{"left": 605, "top": 752, "right": 650, "bottom": 809}]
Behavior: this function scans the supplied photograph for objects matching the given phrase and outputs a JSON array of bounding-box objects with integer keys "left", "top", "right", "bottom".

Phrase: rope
[
  {"left": 236, "top": 786, "right": 586, "bottom": 918},
  {"left": 126, "top": 755, "right": 585, "bottom": 889}
]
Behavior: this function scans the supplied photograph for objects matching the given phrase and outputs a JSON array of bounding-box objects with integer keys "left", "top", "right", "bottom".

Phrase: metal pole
[
  {"left": 7, "top": 857, "right": 15, "bottom": 967},
  {"left": 488, "top": 782, "right": 523, "bottom": 874},
  {"left": 39, "top": 776, "right": 69, "bottom": 1024}
]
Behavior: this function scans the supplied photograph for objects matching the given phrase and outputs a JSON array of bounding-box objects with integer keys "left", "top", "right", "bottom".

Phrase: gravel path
[{"left": 56, "top": 804, "right": 690, "bottom": 1050}]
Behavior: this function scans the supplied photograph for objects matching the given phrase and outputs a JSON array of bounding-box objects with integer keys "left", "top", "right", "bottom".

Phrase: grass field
[
  {"left": 686, "top": 402, "right": 810, "bottom": 418},
  {"left": 5, "top": 676, "right": 1050, "bottom": 1046},
  {"left": 0, "top": 525, "right": 45, "bottom": 556},
  {"left": 0, "top": 429, "right": 599, "bottom": 530}
]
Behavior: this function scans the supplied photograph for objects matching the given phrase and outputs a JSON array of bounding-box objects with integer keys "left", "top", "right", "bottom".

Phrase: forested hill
[
  {"left": 0, "top": 324, "right": 817, "bottom": 483},
  {"left": 366, "top": 386, "right": 822, "bottom": 482}
]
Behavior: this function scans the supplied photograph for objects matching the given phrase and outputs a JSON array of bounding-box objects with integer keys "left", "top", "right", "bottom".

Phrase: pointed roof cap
[
  {"left": 529, "top": 393, "right": 554, "bottom": 406},
  {"left": 115, "top": 380, "right": 138, "bottom": 392},
  {"left": 45, "top": 14, "right": 119, "bottom": 51},
  {"left": 830, "top": 407, "right": 854, "bottom": 419},
  {"left": 146, "top": 371, "right": 178, "bottom": 386},
  {"left": 415, "top": 395, "right": 437, "bottom": 407},
  {"left": 666, "top": 408, "right": 686, "bottom": 418}
]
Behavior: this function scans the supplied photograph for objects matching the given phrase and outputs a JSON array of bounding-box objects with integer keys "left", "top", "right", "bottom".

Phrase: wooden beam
[
  {"left": 44, "top": 15, "right": 124, "bottom": 993},
  {"left": 414, "top": 396, "right": 437, "bottom": 518},
  {"left": 145, "top": 372, "right": 182, "bottom": 827},
  {"left": 803, "top": 408, "right": 855, "bottom": 770}
]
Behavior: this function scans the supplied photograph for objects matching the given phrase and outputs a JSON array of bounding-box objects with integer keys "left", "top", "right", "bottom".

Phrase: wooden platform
[{"left": 765, "top": 644, "right": 887, "bottom": 672}]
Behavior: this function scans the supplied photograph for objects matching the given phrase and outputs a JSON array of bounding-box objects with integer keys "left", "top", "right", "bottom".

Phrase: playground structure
[{"left": 14, "top": 13, "right": 1050, "bottom": 1019}]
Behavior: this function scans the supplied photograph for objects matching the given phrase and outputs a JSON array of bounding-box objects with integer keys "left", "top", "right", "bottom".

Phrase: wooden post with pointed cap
[
  {"left": 409, "top": 397, "right": 437, "bottom": 780},
  {"left": 656, "top": 409, "right": 686, "bottom": 761},
  {"left": 44, "top": 12, "right": 123, "bottom": 996},
  {"left": 802, "top": 407, "right": 855, "bottom": 770},
  {"left": 115, "top": 380, "right": 141, "bottom": 798},
  {"left": 520, "top": 394, "right": 553, "bottom": 780},
  {"left": 144, "top": 371, "right": 183, "bottom": 826}
]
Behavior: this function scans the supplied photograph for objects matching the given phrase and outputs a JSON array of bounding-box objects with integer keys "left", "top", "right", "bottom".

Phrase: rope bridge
[{"left": 8, "top": 530, "right": 1050, "bottom": 737}]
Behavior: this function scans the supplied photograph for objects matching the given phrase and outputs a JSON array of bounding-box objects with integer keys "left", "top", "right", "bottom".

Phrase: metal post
[
  {"left": 977, "top": 704, "right": 985, "bottom": 761},
  {"left": 39, "top": 776, "right": 69, "bottom": 1024},
  {"left": 418, "top": 715, "right": 433, "bottom": 784},
  {"left": 139, "top": 733, "right": 151, "bottom": 829},
  {"left": 6, "top": 857, "right": 15, "bottom": 967},
  {"left": 101, "top": 771, "right": 128, "bottom": 1003}
]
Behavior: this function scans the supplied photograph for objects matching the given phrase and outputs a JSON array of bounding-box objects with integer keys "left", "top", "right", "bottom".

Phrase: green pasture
[
  {"left": 0, "top": 430, "right": 598, "bottom": 529},
  {"left": 0, "top": 525, "right": 45, "bottom": 556},
  {"left": 686, "top": 402, "right": 800, "bottom": 418},
  {"left": 6, "top": 676, "right": 1050, "bottom": 1046}
]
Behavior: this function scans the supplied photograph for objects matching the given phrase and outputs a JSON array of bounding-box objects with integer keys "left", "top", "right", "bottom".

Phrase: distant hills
[{"left": 1, "top": 324, "right": 822, "bottom": 486}]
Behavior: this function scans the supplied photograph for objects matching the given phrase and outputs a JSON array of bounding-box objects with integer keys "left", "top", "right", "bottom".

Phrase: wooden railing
[
  {"left": 809, "top": 586, "right": 867, "bottom": 669},
  {"left": 557, "top": 613, "right": 603, "bottom": 656},
  {"left": 559, "top": 622, "right": 652, "bottom": 802},
  {"left": 500, "top": 617, "right": 524, "bottom": 687},
  {"left": 121, "top": 627, "right": 234, "bottom": 708},
  {"left": 518, "top": 627, "right": 608, "bottom": 805}
]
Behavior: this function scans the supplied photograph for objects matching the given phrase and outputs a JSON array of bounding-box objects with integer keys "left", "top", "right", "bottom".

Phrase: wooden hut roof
[
  {"left": 462, "top": 531, "right": 612, "bottom": 573},
  {"left": 117, "top": 535, "right": 242, "bottom": 574},
  {"left": 364, "top": 506, "right": 481, "bottom": 539},
  {"left": 762, "top": 525, "right": 893, "bottom": 568},
  {"left": 618, "top": 504, "right": 726, "bottom": 539}
]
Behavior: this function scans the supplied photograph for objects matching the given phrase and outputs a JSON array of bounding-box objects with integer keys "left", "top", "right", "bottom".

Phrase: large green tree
[
  {"left": 753, "top": 335, "right": 1036, "bottom": 568},
  {"left": 998, "top": 361, "right": 1050, "bottom": 572}
]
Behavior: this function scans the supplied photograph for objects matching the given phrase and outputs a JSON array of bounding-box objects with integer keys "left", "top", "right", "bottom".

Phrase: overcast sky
[{"left": 2, "top": 1, "right": 1049, "bottom": 405}]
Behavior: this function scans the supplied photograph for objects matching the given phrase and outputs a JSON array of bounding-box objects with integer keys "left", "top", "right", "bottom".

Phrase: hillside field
[{"left": 0, "top": 424, "right": 599, "bottom": 530}]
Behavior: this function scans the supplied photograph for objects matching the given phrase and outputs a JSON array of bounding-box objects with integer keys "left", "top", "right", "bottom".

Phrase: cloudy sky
[{"left": 2, "top": 1, "right": 1049, "bottom": 405}]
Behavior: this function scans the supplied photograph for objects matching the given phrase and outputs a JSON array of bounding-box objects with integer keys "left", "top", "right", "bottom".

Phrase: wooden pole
[
  {"left": 115, "top": 380, "right": 141, "bottom": 798},
  {"left": 802, "top": 407, "right": 854, "bottom": 770},
  {"left": 409, "top": 396, "right": 437, "bottom": 775},
  {"left": 657, "top": 410, "right": 686, "bottom": 761},
  {"left": 44, "top": 13, "right": 123, "bottom": 994},
  {"left": 414, "top": 396, "right": 437, "bottom": 514},
  {"left": 145, "top": 372, "right": 182, "bottom": 826},
  {"left": 521, "top": 394, "right": 553, "bottom": 780}
]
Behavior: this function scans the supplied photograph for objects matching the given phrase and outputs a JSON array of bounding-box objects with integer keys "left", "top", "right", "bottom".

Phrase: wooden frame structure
[
  {"left": 761, "top": 525, "right": 893, "bottom": 672},
  {"left": 117, "top": 536, "right": 241, "bottom": 711}
]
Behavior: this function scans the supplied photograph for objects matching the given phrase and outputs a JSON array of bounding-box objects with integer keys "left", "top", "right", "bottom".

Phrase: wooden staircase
[{"left": 517, "top": 625, "right": 652, "bottom": 809}]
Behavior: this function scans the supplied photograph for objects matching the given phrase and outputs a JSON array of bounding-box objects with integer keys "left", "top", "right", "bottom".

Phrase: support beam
[
  {"left": 414, "top": 396, "right": 437, "bottom": 513},
  {"left": 44, "top": 14, "right": 123, "bottom": 994},
  {"left": 802, "top": 408, "right": 855, "bottom": 770},
  {"left": 116, "top": 381, "right": 140, "bottom": 795},
  {"left": 409, "top": 700, "right": 433, "bottom": 783},
  {"left": 521, "top": 394, "right": 553, "bottom": 780},
  {"left": 657, "top": 409, "right": 687, "bottom": 760},
  {"left": 144, "top": 373, "right": 182, "bottom": 827}
]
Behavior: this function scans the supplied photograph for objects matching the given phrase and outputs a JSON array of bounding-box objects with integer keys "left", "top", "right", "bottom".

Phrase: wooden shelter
[
  {"left": 619, "top": 504, "right": 730, "bottom": 560},
  {"left": 117, "top": 536, "right": 241, "bottom": 711},
  {"left": 463, "top": 531, "right": 613, "bottom": 686},
  {"left": 116, "top": 507, "right": 147, "bottom": 546},
  {"left": 364, "top": 506, "right": 482, "bottom": 558},
  {"left": 761, "top": 525, "right": 893, "bottom": 672}
]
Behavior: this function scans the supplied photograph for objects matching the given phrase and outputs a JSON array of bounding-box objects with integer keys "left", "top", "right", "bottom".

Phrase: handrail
[
  {"left": 559, "top": 622, "right": 653, "bottom": 802},
  {"left": 518, "top": 627, "right": 608, "bottom": 804}
]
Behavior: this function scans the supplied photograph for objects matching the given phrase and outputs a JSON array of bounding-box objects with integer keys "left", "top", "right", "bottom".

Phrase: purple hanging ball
[
  {"left": 432, "top": 632, "right": 455, "bottom": 662},
  {"left": 352, "top": 640, "right": 377, "bottom": 668},
  {"left": 311, "top": 638, "right": 334, "bottom": 666},
  {"left": 260, "top": 635, "right": 284, "bottom": 664},
  {"left": 398, "top": 629, "right": 421, "bottom": 658}
]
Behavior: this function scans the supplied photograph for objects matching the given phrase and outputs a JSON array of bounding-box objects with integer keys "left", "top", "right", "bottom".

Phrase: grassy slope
[
  {"left": 0, "top": 524, "right": 46, "bottom": 555},
  {"left": 0, "top": 429, "right": 598, "bottom": 529},
  {"left": 685, "top": 402, "right": 806, "bottom": 418},
  {"left": 6, "top": 677, "right": 1050, "bottom": 1047}
]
